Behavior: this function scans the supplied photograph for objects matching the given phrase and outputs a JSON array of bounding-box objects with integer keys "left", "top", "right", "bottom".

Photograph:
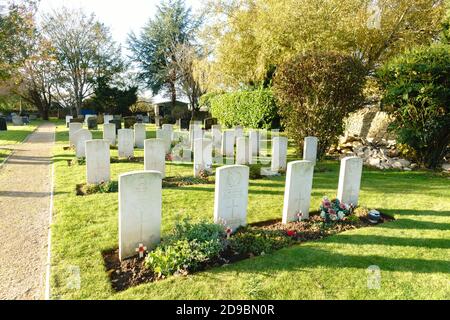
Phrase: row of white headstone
[{"left": 118, "top": 157, "right": 363, "bottom": 261}]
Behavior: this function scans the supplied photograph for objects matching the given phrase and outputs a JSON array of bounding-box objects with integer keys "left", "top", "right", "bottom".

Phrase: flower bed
[{"left": 103, "top": 210, "right": 394, "bottom": 292}]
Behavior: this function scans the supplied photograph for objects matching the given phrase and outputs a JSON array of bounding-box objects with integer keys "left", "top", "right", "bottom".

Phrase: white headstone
[
  {"left": 213, "top": 165, "right": 249, "bottom": 231},
  {"left": 12, "top": 116, "right": 23, "bottom": 126},
  {"left": 156, "top": 129, "right": 171, "bottom": 153},
  {"left": 119, "top": 171, "right": 162, "bottom": 261},
  {"left": 337, "top": 156, "right": 363, "bottom": 206},
  {"left": 65, "top": 116, "right": 73, "bottom": 127},
  {"left": 271, "top": 136, "right": 288, "bottom": 172},
  {"left": 144, "top": 139, "right": 166, "bottom": 178},
  {"left": 236, "top": 137, "right": 250, "bottom": 165},
  {"left": 162, "top": 124, "right": 173, "bottom": 134},
  {"left": 282, "top": 160, "right": 314, "bottom": 223},
  {"left": 103, "top": 123, "right": 116, "bottom": 146},
  {"left": 193, "top": 138, "right": 213, "bottom": 177},
  {"left": 234, "top": 126, "right": 244, "bottom": 141},
  {"left": 69, "top": 123, "right": 83, "bottom": 146},
  {"left": 303, "top": 136, "right": 318, "bottom": 164},
  {"left": 85, "top": 140, "right": 110, "bottom": 184},
  {"left": 248, "top": 130, "right": 259, "bottom": 164},
  {"left": 73, "top": 129, "right": 92, "bottom": 158},
  {"left": 134, "top": 123, "right": 146, "bottom": 148},
  {"left": 212, "top": 125, "right": 222, "bottom": 150},
  {"left": 221, "top": 131, "right": 235, "bottom": 157},
  {"left": 104, "top": 114, "right": 114, "bottom": 124},
  {"left": 190, "top": 125, "right": 203, "bottom": 150},
  {"left": 118, "top": 129, "right": 134, "bottom": 158}
]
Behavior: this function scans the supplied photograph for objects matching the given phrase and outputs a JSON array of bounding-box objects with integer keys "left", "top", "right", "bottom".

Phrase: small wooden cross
[{"left": 135, "top": 243, "right": 147, "bottom": 258}]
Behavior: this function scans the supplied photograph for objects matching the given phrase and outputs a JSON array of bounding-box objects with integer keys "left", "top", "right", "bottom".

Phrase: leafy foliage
[
  {"left": 0, "top": 1, "right": 35, "bottom": 80},
  {"left": 273, "top": 51, "right": 367, "bottom": 158},
  {"left": 229, "top": 227, "right": 292, "bottom": 256},
  {"left": 85, "top": 77, "right": 138, "bottom": 115},
  {"left": 376, "top": 44, "right": 450, "bottom": 169},
  {"left": 209, "top": 88, "right": 278, "bottom": 129},
  {"left": 145, "top": 218, "right": 225, "bottom": 277},
  {"left": 199, "top": 0, "right": 445, "bottom": 90}
]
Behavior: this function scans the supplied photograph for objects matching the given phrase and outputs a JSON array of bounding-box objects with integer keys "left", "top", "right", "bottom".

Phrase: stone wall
[{"left": 343, "top": 105, "right": 395, "bottom": 142}]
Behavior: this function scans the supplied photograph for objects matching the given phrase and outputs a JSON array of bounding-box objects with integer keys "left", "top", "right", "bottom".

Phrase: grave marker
[
  {"left": 193, "top": 138, "right": 213, "bottom": 177},
  {"left": 236, "top": 137, "right": 250, "bottom": 165},
  {"left": 337, "top": 156, "right": 363, "bottom": 206},
  {"left": 303, "top": 136, "right": 318, "bottom": 164},
  {"left": 118, "top": 129, "right": 134, "bottom": 158},
  {"left": 271, "top": 136, "right": 288, "bottom": 172},
  {"left": 85, "top": 140, "right": 110, "bottom": 184},
  {"left": 213, "top": 165, "right": 249, "bottom": 231},
  {"left": 74, "top": 129, "right": 92, "bottom": 158},
  {"left": 144, "top": 139, "right": 166, "bottom": 178},
  {"left": 69, "top": 123, "right": 83, "bottom": 146},
  {"left": 134, "top": 123, "right": 146, "bottom": 148},
  {"left": 119, "top": 171, "right": 162, "bottom": 261},
  {"left": 282, "top": 160, "right": 314, "bottom": 223}
]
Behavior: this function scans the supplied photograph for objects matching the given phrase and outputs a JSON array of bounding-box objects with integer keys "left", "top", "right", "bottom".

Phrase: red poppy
[{"left": 286, "top": 230, "right": 296, "bottom": 237}]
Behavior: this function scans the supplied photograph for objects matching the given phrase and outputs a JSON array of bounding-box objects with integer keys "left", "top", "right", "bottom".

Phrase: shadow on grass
[
  {"left": 323, "top": 234, "right": 450, "bottom": 249},
  {"left": 212, "top": 245, "right": 450, "bottom": 275},
  {"left": 376, "top": 215, "right": 450, "bottom": 230},
  {"left": 382, "top": 209, "right": 450, "bottom": 218}
]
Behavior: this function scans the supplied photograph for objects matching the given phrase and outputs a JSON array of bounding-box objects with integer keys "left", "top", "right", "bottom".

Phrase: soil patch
[{"left": 103, "top": 212, "right": 394, "bottom": 292}]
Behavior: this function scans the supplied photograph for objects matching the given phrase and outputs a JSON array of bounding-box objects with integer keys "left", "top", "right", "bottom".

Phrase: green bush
[
  {"left": 209, "top": 88, "right": 278, "bottom": 129},
  {"left": 145, "top": 218, "right": 226, "bottom": 278},
  {"left": 273, "top": 51, "right": 367, "bottom": 159},
  {"left": 376, "top": 44, "right": 450, "bottom": 169},
  {"left": 249, "top": 164, "right": 263, "bottom": 179},
  {"left": 229, "top": 227, "right": 292, "bottom": 256}
]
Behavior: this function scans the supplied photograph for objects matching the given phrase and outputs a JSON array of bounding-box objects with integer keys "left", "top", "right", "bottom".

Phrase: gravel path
[{"left": 0, "top": 122, "right": 55, "bottom": 300}]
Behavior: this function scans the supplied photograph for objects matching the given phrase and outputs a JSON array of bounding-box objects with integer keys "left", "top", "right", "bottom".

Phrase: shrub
[
  {"left": 249, "top": 164, "right": 263, "bottom": 179},
  {"left": 273, "top": 51, "right": 367, "bottom": 159},
  {"left": 145, "top": 218, "right": 226, "bottom": 278},
  {"left": 229, "top": 227, "right": 292, "bottom": 256},
  {"left": 376, "top": 44, "right": 450, "bottom": 169},
  {"left": 209, "top": 88, "right": 278, "bottom": 129}
]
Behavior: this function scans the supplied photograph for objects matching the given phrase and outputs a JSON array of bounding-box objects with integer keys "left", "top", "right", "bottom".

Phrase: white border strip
[{"left": 44, "top": 128, "right": 56, "bottom": 300}]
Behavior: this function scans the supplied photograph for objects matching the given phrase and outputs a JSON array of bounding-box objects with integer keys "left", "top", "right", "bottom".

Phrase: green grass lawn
[
  {"left": 0, "top": 121, "right": 41, "bottom": 163},
  {"left": 50, "top": 123, "right": 450, "bottom": 300}
]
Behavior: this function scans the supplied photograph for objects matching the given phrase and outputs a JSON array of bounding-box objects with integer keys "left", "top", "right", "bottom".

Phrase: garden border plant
[{"left": 103, "top": 201, "right": 394, "bottom": 292}]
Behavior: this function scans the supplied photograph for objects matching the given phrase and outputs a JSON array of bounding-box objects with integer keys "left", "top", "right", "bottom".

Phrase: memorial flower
[{"left": 319, "top": 196, "right": 352, "bottom": 223}]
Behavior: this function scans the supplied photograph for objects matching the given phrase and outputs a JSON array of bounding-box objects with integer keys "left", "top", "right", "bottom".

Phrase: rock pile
[{"left": 329, "top": 135, "right": 417, "bottom": 171}]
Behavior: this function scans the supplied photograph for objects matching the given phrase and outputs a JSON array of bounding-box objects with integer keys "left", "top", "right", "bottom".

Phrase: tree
[
  {"left": 128, "top": 0, "right": 200, "bottom": 108},
  {"left": 273, "top": 52, "right": 367, "bottom": 158},
  {"left": 87, "top": 76, "right": 138, "bottom": 116},
  {"left": 377, "top": 44, "right": 450, "bottom": 169},
  {"left": 14, "top": 36, "right": 58, "bottom": 120},
  {"left": 174, "top": 43, "right": 205, "bottom": 118},
  {"left": 0, "top": 0, "right": 35, "bottom": 81},
  {"left": 200, "top": 0, "right": 445, "bottom": 90},
  {"left": 41, "top": 7, "right": 123, "bottom": 116}
]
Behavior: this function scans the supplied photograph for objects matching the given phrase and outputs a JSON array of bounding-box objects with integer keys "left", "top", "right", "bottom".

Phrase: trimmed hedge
[{"left": 209, "top": 88, "right": 278, "bottom": 129}]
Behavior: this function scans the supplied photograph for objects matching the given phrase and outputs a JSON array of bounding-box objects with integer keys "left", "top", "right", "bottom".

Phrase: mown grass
[
  {"left": 50, "top": 122, "right": 450, "bottom": 300},
  {"left": 0, "top": 121, "right": 41, "bottom": 163}
]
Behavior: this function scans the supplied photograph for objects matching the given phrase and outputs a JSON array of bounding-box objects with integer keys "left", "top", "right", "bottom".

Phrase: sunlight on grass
[{"left": 49, "top": 122, "right": 450, "bottom": 300}]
